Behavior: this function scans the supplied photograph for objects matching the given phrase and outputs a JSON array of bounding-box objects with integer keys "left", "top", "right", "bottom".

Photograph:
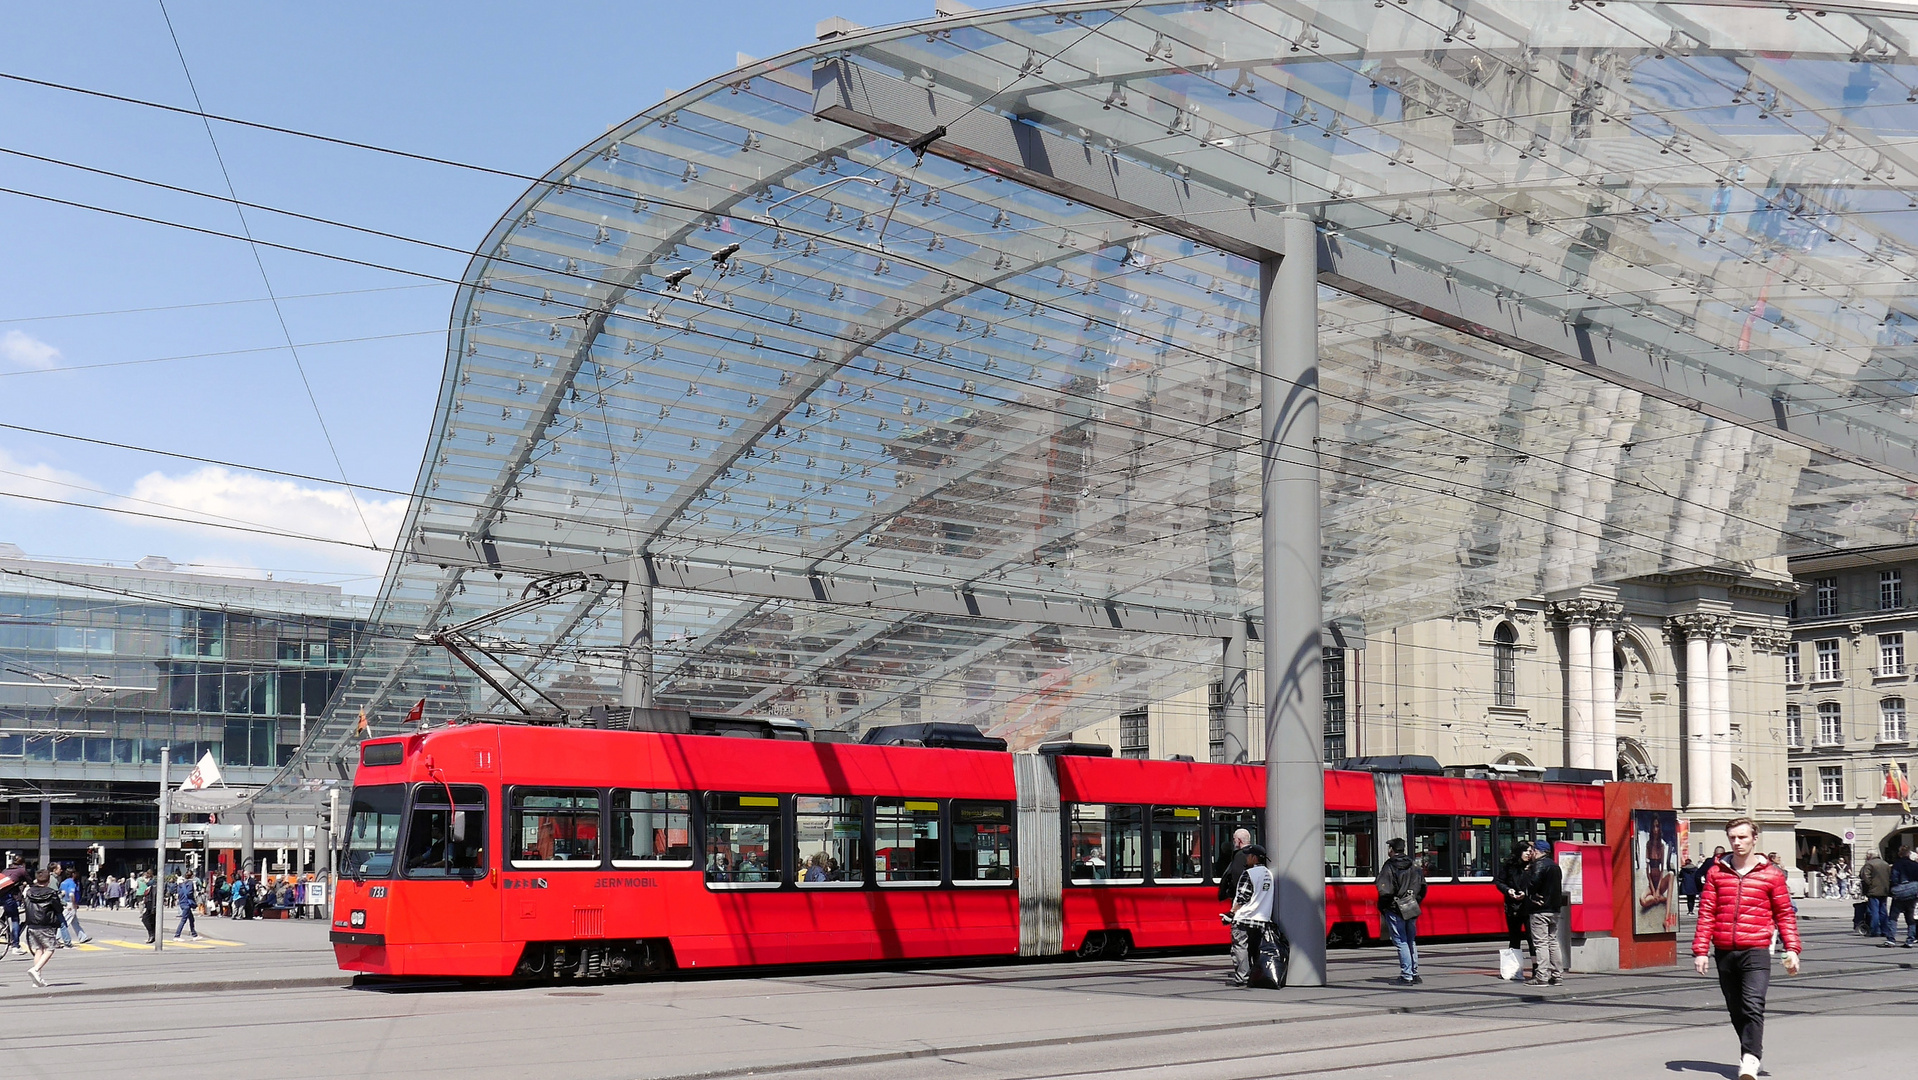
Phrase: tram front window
[
  {"left": 405, "top": 785, "right": 488, "bottom": 879},
  {"left": 345, "top": 785, "right": 403, "bottom": 879}
]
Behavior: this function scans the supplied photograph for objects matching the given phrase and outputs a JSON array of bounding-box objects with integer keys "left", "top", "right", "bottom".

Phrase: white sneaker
[
  {"left": 28, "top": 969, "right": 45, "bottom": 987},
  {"left": 1738, "top": 1054, "right": 1760, "bottom": 1080}
]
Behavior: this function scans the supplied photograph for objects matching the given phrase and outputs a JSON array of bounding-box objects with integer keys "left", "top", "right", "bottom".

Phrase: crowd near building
[{"left": 0, "top": 545, "right": 363, "bottom": 877}]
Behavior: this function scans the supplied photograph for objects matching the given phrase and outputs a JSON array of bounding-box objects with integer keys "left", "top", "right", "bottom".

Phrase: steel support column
[
  {"left": 1261, "top": 212, "right": 1324, "bottom": 986},
  {"left": 242, "top": 808, "right": 256, "bottom": 876},
  {"left": 37, "top": 798, "right": 50, "bottom": 872},
  {"left": 621, "top": 562, "right": 654, "bottom": 710},
  {"left": 1222, "top": 625, "right": 1249, "bottom": 765}
]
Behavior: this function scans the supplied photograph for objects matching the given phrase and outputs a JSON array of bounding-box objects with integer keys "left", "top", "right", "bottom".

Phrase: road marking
[
  {"left": 100, "top": 940, "right": 155, "bottom": 950},
  {"left": 194, "top": 938, "right": 244, "bottom": 947},
  {"left": 69, "top": 943, "right": 108, "bottom": 952}
]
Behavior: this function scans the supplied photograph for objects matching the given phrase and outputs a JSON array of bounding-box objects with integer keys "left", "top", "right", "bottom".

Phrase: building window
[
  {"left": 1818, "top": 765, "right": 1844, "bottom": 803},
  {"left": 1786, "top": 704, "right": 1803, "bottom": 749},
  {"left": 1884, "top": 570, "right": 1904, "bottom": 611},
  {"left": 1815, "top": 639, "right": 1841, "bottom": 681},
  {"left": 1818, "top": 701, "right": 1844, "bottom": 746},
  {"left": 1882, "top": 634, "right": 1906, "bottom": 677},
  {"left": 1207, "top": 681, "right": 1225, "bottom": 763},
  {"left": 1784, "top": 644, "right": 1801, "bottom": 684},
  {"left": 1816, "top": 578, "right": 1837, "bottom": 617},
  {"left": 1493, "top": 623, "right": 1517, "bottom": 707},
  {"left": 1883, "top": 698, "right": 1909, "bottom": 743},
  {"left": 1118, "top": 708, "right": 1148, "bottom": 760},
  {"left": 1787, "top": 767, "right": 1804, "bottom": 805},
  {"left": 1323, "top": 647, "right": 1347, "bottom": 763}
]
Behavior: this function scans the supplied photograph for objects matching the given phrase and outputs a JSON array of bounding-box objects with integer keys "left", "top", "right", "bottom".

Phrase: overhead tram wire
[
  {"left": 0, "top": 103, "right": 1886, "bottom": 557},
  {"left": 0, "top": 281, "right": 440, "bottom": 326}
]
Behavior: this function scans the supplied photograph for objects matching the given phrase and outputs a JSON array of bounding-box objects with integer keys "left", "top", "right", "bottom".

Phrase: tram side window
[
  {"left": 344, "top": 785, "right": 403, "bottom": 879},
  {"left": 1066, "top": 803, "right": 1144, "bottom": 883},
  {"left": 874, "top": 799, "right": 940, "bottom": 884},
  {"left": 405, "top": 785, "right": 488, "bottom": 878},
  {"left": 704, "top": 793, "right": 783, "bottom": 886},
  {"left": 952, "top": 801, "right": 1014, "bottom": 882},
  {"left": 1408, "top": 814, "right": 1454, "bottom": 880},
  {"left": 1497, "top": 818, "right": 1539, "bottom": 863},
  {"left": 611, "top": 790, "right": 693, "bottom": 865},
  {"left": 1567, "top": 819, "right": 1604, "bottom": 844},
  {"left": 1324, "top": 811, "right": 1377, "bottom": 880},
  {"left": 1454, "top": 817, "right": 1496, "bottom": 878},
  {"left": 795, "top": 796, "right": 867, "bottom": 885},
  {"left": 509, "top": 788, "right": 601, "bottom": 868},
  {"left": 1210, "top": 808, "right": 1261, "bottom": 882},
  {"left": 1152, "top": 807, "right": 1204, "bottom": 883}
]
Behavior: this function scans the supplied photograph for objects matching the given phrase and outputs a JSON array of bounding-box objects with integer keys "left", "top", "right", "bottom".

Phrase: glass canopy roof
[{"left": 266, "top": 0, "right": 1918, "bottom": 796}]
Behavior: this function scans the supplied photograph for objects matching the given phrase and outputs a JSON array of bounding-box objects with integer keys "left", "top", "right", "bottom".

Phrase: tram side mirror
[{"left": 452, "top": 810, "right": 469, "bottom": 844}]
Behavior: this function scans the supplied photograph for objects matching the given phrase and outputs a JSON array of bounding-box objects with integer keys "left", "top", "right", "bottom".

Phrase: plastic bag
[
  {"left": 1252, "top": 927, "right": 1290, "bottom": 989},
  {"left": 1499, "top": 947, "right": 1523, "bottom": 981}
]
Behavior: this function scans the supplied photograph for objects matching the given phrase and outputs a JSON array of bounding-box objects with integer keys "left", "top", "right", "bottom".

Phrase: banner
[{"left": 0, "top": 825, "right": 127, "bottom": 842}]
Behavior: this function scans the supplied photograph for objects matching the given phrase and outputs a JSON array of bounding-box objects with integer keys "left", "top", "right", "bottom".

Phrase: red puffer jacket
[{"left": 1692, "top": 857, "right": 1803, "bottom": 956}]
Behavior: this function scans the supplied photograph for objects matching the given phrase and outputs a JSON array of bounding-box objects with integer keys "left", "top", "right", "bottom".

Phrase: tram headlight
[{"left": 349, "top": 910, "right": 366, "bottom": 928}]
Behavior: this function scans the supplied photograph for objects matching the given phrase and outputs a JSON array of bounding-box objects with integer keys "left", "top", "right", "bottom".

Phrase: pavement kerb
[{"left": 20, "top": 974, "right": 353, "bottom": 999}]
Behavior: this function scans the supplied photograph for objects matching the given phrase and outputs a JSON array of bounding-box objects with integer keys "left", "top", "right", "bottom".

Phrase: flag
[
  {"left": 1887, "top": 763, "right": 1912, "bottom": 813},
  {"left": 356, "top": 707, "right": 369, "bottom": 736},
  {"left": 179, "top": 751, "right": 222, "bottom": 792},
  {"left": 405, "top": 698, "right": 426, "bottom": 726}
]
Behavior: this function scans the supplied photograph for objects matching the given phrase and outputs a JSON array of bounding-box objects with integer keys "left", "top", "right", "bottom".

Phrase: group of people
[
  {"left": 1857, "top": 847, "right": 1918, "bottom": 946},
  {"left": 1492, "top": 839, "right": 1569, "bottom": 985}
]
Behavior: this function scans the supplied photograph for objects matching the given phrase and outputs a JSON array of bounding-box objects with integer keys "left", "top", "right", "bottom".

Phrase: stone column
[
  {"left": 1592, "top": 610, "right": 1619, "bottom": 778},
  {"left": 1709, "top": 630, "right": 1734, "bottom": 809},
  {"left": 1565, "top": 615, "right": 1595, "bottom": 770},
  {"left": 1669, "top": 615, "right": 1715, "bottom": 808}
]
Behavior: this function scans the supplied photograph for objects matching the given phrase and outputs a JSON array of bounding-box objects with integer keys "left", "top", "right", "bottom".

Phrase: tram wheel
[
  {"left": 1101, "top": 932, "right": 1132, "bottom": 960},
  {"left": 1074, "top": 932, "right": 1107, "bottom": 959}
]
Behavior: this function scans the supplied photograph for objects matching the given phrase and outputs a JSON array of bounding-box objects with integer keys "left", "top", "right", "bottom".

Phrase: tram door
[{"left": 396, "top": 783, "right": 494, "bottom": 945}]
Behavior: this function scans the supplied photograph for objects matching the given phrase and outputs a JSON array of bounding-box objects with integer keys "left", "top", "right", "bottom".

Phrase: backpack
[{"left": 21, "top": 886, "right": 60, "bottom": 928}]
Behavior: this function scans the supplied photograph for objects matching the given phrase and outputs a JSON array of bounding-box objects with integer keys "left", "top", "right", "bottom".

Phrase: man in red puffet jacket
[{"left": 1692, "top": 816, "right": 1802, "bottom": 1080}]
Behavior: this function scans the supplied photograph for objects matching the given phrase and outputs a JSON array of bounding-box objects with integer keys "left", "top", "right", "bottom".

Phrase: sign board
[
  {"left": 0, "top": 825, "right": 127, "bottom": 842},
  {"left": 1558, "top": 849, "right": 1584, "bottom": 905},
  {"left": 305, "top": 881, "right": 326, "bottom": 907}
]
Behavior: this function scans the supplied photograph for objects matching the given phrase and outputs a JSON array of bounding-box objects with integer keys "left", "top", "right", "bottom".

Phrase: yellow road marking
[
  {"left": 100, "top": 940, "right": 154, "bottom": 950},
  {"left": 70, "top": 943, "right": 107, "bottom": 952},
  {"left": 194, "top": 938, "right": 244, "bottom": 947}
]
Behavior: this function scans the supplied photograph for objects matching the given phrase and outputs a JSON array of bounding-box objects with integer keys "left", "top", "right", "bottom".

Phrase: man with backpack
[
  {"left": 19, "top": 869, "right": 64, "bottom": 987},
  {"left": 1375, "top": 837, "right": 1427, "bottom": 985}
]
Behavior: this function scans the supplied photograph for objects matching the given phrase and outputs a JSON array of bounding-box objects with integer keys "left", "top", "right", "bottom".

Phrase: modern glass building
[{"left": 0, "top": 544, "right": 366, "bottom": 872}]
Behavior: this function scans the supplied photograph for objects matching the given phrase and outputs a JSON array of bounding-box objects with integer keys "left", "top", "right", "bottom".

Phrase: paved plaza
[{"left": 0, "top": 901, "right": 1908, "bottom": 1078}]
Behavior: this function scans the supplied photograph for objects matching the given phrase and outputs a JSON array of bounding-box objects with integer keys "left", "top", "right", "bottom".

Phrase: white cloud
[
  {"left": 119, "top": 466, "right": 408, "bottom": 576},
  {"left": 0, "top": 329, "right": 61, "bottom": 370},
  {"left": 0, "top": 445, "right": 91, "bottom": 505}
]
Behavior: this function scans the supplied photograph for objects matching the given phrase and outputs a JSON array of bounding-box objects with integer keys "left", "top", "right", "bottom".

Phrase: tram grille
[{"left": 574, "top": 907, "right": 605, "bottom": 938}]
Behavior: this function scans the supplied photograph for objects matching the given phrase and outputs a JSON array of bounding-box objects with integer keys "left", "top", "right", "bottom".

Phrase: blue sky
[{"left": 0, "top": 0, "right": 936, "bottom": 591}]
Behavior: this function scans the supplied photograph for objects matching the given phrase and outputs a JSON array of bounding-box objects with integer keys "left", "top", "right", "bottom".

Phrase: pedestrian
[
  {"left": 173, "top": 873, "right": 201, "bottom": 941},
  {"left": 1225, "top": 843, "right": 1273, "bottom": 987},
  {"left": 1861, "top": 850, "right": 1893, "bottom": 939},
  {"left": 1214, "top": 828, "right": 1252, "bottom": 904},
  {"left": 1520, "top": 840, "right": 1565, "bottom": 986},
  {"left": 230, "top": 872, "right": 251, "bottom": 920},
  {"left": 18, "top": 869, "right": 64, "bottom": 988},
  {"left": 1887, "top": 847, "right": 1918, "bottom": 948},
  {"left": 0, "top": 854, "right": 27, "bottom": 958},
  {"left": 55, "top": 867, "right": 90, "bottom": 946},
  {"left": 1374, "top": 837, "right": 1427, "bottom": 985},
  {"left": 1693, "top": 817, "right": 1802, "bottom": 1080},
  {"left": 1677, "top": 857, "right": 1703, "bottom": 915},
  {"left": 139, "top": 876, "right": 157, "bottom": 944},
  {"left": 1493, "top": 840, "right": 1530, "bottom": 979}
]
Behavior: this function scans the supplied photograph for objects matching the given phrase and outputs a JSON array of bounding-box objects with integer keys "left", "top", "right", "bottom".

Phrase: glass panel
[
  {"left": 951, "top": 800, "right": 1014, "bottom": 881},
  {"left": 796, "top": 795, "right": 866, "bottom": 885},
  {"left": 509, "top": 788, "right": 602, "bottom": 867},
  {"left": 1067, "top": 803, "right": 1144, "bottom": 883},
  {"left": 344, "top": 785, "right": 403, "bottom": 879},
  {"left": 1210, "top": 808, "right": 1261, "bottom": 880},
  {"left": 610, "top": 790, "right": 693, "bottom": 865},
  {"left": 1409, "top": 814, "right": 1454, "bottom": 880},
  {"left": 873, "top": 798, "right": 939, "bottom": 883},
  {"left": 1151, "top": 806, "right": 1203, "bottom": 882},
  {"left": 1324, "top": 811, "right": 1377, "bottom": 880},
  {"left": 1453, "top": 817, "right": 1496, "bottom": 878},
  {"left": 703, "top": 792, "right": 782, "bottom": 885},
  {"left": 404, "top": 805, "right": 487, "bottom": 878}
]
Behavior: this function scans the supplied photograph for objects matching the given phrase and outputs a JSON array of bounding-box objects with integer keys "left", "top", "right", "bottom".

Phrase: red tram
[{"left": 330, "top": 717, "right": 1605, "bottom": 979}]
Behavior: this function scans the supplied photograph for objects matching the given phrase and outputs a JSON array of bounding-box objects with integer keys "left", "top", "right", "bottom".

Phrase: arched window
[
  {"left": 1493, "top": 623, "right": 1517, "bottom": 707},
  {"left": 1882, "top": 698, "right": 1908, "bottom": 744}
]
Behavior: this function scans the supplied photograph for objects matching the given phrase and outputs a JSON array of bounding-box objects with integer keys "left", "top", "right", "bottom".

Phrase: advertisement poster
[
  {"left": 1633, "top": 809, "right": 1680, "bottom": 934},
  {"left": 1677, "top": 817, "right": 1691, "bottom": 862}
]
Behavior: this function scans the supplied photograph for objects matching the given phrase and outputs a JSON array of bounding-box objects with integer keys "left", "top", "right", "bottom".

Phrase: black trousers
[
  {"left": 1504, "top": 907, "right": 1528, "bottom": 950},
  {"left": 1713, "top": 948, "right": 1771, "bottom": 1060}
]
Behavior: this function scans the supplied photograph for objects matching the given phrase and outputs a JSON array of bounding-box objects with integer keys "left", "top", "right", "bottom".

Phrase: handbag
[
  {"left": 1498, "top": 947, "right": 1524, "bottom": 981},
  {"left": 1394, "top": 892, "right": 1422, "bottom": 921}
]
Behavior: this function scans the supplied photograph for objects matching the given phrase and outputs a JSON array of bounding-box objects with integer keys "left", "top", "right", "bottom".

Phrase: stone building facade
[{"left": 1783, "top": 545, "right": 1918, "bottom": 871}]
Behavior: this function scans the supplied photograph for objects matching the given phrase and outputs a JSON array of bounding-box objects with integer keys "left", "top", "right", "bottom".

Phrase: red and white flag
[
  {"left": 405, "top": 698, "right": 426, "bottom": 727},
  {"left": 179, "top": 751, "right": 223, "bottom": 792}
]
